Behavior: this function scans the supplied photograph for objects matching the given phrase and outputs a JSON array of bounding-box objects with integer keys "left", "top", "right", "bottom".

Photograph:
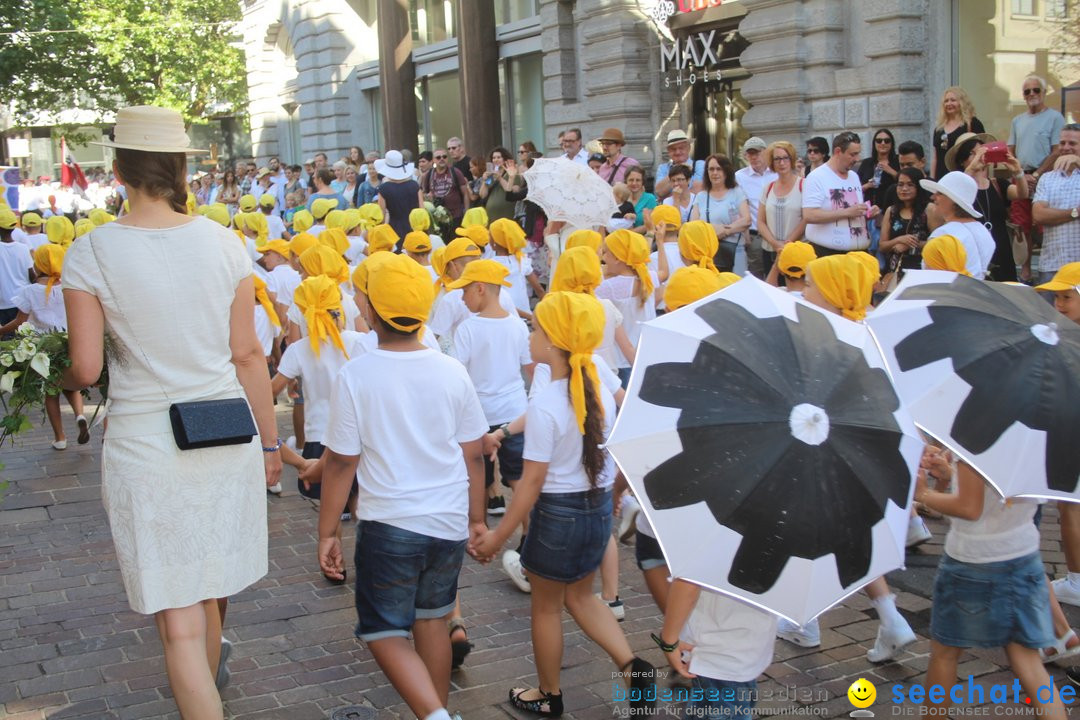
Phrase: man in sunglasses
[
  {"left": 421, "top": 148, "right": 471, "bottom": 233},
  {"left": 1009, "top": 75, "right": 1066, "bottom": 181}
]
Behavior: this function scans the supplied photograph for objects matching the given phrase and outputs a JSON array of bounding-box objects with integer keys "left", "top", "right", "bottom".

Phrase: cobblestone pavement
[{"left": 2, "top": 405, "right": 1079, "bottom": 719}]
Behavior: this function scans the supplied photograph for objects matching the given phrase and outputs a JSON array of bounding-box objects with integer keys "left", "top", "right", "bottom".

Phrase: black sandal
[
  {"left": 449, "top": 618, "right": 472, "bottom": 670},
  {"left": 620, "top": 657, "right": 657, "bottom": 716},
  {"left": 509, "top": 687, "right": 563, "bottom": 717}
]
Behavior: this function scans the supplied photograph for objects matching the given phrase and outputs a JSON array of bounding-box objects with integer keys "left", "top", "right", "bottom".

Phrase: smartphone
[
  {"left": 983, "top": 141, "right": 1008, "bottom": 164},
  {"left": 486, "top": 162, "right": 498, "bottom": 174}
]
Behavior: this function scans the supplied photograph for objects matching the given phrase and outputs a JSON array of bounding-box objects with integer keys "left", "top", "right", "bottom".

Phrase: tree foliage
[{"left": 0, "top": 0, "right": 247, "bottom": 126}]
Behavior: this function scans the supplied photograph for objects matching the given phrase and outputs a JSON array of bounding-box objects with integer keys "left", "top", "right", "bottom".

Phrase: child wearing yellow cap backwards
[
  {"left": 258, "top": 239, "right": 301, "bottom": 323},
  {"left": 0, "top": 242, "right": 90, "bottom": 449},
  {"left": 428, "top": 237, "right": 522, "bottom": 345},
  {"left": 472, "top": 291, "right": 657, "bottom": 718},
  {"left": 13, "top": 211, "right": 47, "bottom": 251},
  {"left": 318, "top": 252, "right": 488, "bottom": 720},
  {"left": 770, "top": 240, "right": 817, "bottom": 297},
  {"left": 259, "top": 192, "right": 289, "bottom": 241}
]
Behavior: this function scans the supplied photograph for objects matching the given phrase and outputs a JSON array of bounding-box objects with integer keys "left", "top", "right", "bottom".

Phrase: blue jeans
[
  {"left": 686, "top": 677, "right": 757, "bottom": 719},
  {"left": 352, "top": 521, "right": 465, "bottom": 641},
  {"left": 521, "top": 489, "right": 613, "bottom": 582}
]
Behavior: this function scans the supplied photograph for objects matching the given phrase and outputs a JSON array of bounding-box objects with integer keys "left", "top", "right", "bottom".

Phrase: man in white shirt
[
  {"left": 735, "top": 137, "right": 778, "bottom": 277},
  {"left": 802, "top": 131, "right": 879, "bottom": 256},
  {"left": 560, "top": 128, "right": 589, "bottom": 166},
  {"left": 920, "top": 171, "right": 996, "bottom": 279}
]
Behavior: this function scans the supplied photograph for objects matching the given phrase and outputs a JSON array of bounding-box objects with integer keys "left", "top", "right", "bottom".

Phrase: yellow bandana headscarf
[
  {"left": 550, "top": 246, "right": 602, "bottom": 294},
  {"left": 290, "top": 232, "right": 318, "bottom": 258},
  {"left": 45, "top": 216, "right": 75, "bottom": 248},
  {"left": 534, "top": 291, "right": 606, "bottom": 434},
  {"left": 604, "top": 229, "right": 653, "bottom": 296},
  {"left": 186, "top": 192, "right": 197, "bottom": 215},
  {"left": 74, "top": 218, "right": 95, "bottom": 239},
  {"left": 292, "top": 209, "right": 314, "bottom": 233},
  {"left": 650, "top": 204, "right": 682, "bottom": 230},
  {"left": 243, "top": 211, "right": 269, "bottom": 246},
  {"left": 88, "top": 209, "right": 115, "bottom": 226},
  {"left": 293, "top": 275, "right": 348, "bottom": 358},
  {"left": 777, "top": 241, "right": 817, "bottom": 278},
  {"left": 566, "top": 229, "right": 602, "bottom": 253},
  {"left": 489, "top": 218, "right": 527, "bottom": 263},
  {"left": 325, "top": 209, "right": 347, "bottom": 230},
  {"left": 367, "top": 254, "right": 435, "bottom": 339},
  {"left": 204, "top": 203, "right": 230, "bottom": 227},
  {"left": 922, "top": 235, "right": 971, "bottom": 275},
  {"left": 431, "top": 247, "right": 450, "bottom": 291},
  {"left": 460, "top": 207, "right": 489, "bottom": 229},
  {"left": 664, "top": 266, "right": 727, "bottom": 311},
  {"left": 319, "top": 227, "right": 350, "bottom": 256},
  {"left": 677, "top": 220, "right": 719, "bottom": 271},
  {"left": 252, "top": 274, "right": 281, "bottom": 328},
  {"left": 33, "top": 243, "right": 65, "bottom": 299},
  {"left": 299, "top": 245, "right": 350, "bottom": 285},
  {"left": 367, "top": 224, "right": 399, "bottom": 254},
  {"left": 807, "top": 254, "right": 877, "bottom": 322},
  {"left": 357, "top": 203, "right": 384, "bottom": 231},
  {"left": 343, "top": 208, "right": 363, "bottom": 232},
  {"left": 455, "top": 224, "right": 489, "bottom": 247},
  {"left": 409, "top": 207, "right": 431, "bottom": 232}
]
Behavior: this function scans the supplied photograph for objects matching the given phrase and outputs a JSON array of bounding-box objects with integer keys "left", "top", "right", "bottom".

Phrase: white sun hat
[
  {"left": 919, "top": 171, "right": 983, "bottom": 219},
  {"left": 93, "top": 106, "right": 207, "bottom": 154}
]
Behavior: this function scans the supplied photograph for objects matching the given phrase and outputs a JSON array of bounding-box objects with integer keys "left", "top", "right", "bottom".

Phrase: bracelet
[
  {"left": 650, "top": 632, "right": 678, "bottom": 653},
  {"left": 262, "top": 438, "right": 282, "bottom": 453}
]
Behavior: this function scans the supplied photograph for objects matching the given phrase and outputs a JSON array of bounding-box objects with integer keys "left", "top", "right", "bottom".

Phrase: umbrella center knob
[
  {"left": 1030, "top": 322, "right": 1059, "bottom": 346},
  {"left": 789, "top": 403, "right": 830, "bottom": 446}
]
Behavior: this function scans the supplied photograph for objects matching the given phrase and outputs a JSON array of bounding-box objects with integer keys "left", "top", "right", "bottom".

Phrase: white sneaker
[
  {"left": 777, "top": 617, "right": 820, "bottom": 647},
  {"left": 867, "top": 622, "right": 917, "bottom": 663},
  {"left": 618, "top": 496, "right": 641, "bottom": 543},
  {"left": 502, "top": 549, "right": 531, "bottom": 593},
  {"left": 267, "top": 482, "right": 283, "bottom": 495},
  {"left": 51, "top": 439, "right": 67, "bottom": 450},
  {"left": 1053, "top": 578, "right": 1080, "bottom": 607},
  {"left": 596, "top": 593, "right": 626, "bottom": 621},
  {"left": 906, "top": 515, "right": 932, "bottom": 548}
]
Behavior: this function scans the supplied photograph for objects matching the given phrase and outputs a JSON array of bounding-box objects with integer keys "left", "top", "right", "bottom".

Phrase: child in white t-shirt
[
  {"left": 489, "top": 218, "right": 544, "bottom": 317},
  {"left": 258, "top": 239, "right": 300, "bottom": 323},
  {"left": 260, "top": 194, "right": 289, "bottom": 240},
  {"left": 403, "top": 231, "right": 438, "bottom": 284},
  {"left": 428, "top": 237, "right": 519, "bottom": 345},
  {"left": 770, "top": 240, "right": 816, "bottom": 296},
  {"left": 318, "top": 253, "right": 487, "bottom": 720}
]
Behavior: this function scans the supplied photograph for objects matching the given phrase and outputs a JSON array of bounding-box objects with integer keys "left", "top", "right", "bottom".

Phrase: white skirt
[{"left": 102, "top": 410, "right": 268, "bottom": 615}]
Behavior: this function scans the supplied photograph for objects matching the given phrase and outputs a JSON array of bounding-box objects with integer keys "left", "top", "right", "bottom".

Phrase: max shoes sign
[{"left": 660, "top": 29, "right": 724, "bottom": 86}]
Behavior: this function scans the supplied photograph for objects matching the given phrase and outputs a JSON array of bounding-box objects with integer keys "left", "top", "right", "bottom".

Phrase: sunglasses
[
  {"left": 875, "top": 138, "right": 892, "bottom": 144},
  {"left": 1023, "top": 87, "right": 1042, "bottom": 96},
  {"left": 434, "top": 155, "right": 447, "bottom": 159}
]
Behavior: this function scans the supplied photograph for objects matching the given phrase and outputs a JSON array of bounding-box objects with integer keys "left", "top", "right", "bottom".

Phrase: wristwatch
[
  {"left": 1071, "top": 207, "right": 1078, "bottom": 219},
  {"left": 498, "top": 423, "right": 511, "bottom": 440}
]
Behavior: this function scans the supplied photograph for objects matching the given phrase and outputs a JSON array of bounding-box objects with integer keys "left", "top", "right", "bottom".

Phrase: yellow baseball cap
[
  {"left": 204, "top": 203, "right": 230, "bottom": 227},
  {"left": 448, "top": 258, "right": 512, "bottom": 290},
  {"left": 351, "top": 250, "right": 397, "bottom": 295},
  {"left": 1035, "top": 262, "right": 1080, "bottom": 293},
  {"left": 0, "top": 208, "right": 16, "bottom": 230},
  {"left": 443, "top": 237, "right": 483, "bottom": 264},
  {"left": 21, "top": 211, "right": 43, "bottom": 227},
  {"left": 651, "top": 204, "right": 682, "bottom": 230},
  {"left": 238, "top": 194, "right": 257, "bottom": 212},
  {"left": 664, "top": 266, "right": 726, "bottom": 311},
  {"left": 565, "top": 229, "right": 602, "bottom": 253},
  {"left": 367, "top": 253, "right": 435, "bottom": 334},
  {"left": 311, "top": 197, "right": 337, "bottom": 220},
  {"left": 455, "top": 224, "right": 490, "bottom": 247},
  {"left": 325, "top": 209, "right": 347, "bottom": 229},
  {"left": 403, "top": 231, "right": 431, "bottom": 254},
  {"left": 292, "top": 209, "right": 314, "bottom": 233},
  {"left": 258, "top": 239, "right": 292, "bottom": 258},
  {"left": 289, "top": 231, "right": 318, "bottom": 258},
  {"left": 366, "top": 224, "right": 399, "bottom": 254},
  {"left": 777, "top": 241, "right": 817, "bottom": 278},
  {"left": 259, "top": 192, "right": 276, "bottom": 208}
]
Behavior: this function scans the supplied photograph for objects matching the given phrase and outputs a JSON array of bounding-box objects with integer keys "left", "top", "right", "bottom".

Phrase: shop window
[
  {"left": 415, "top": 71, "right": 463, "bottom": 151},
  {"left": 1011, "top": 0, "right": 1035, "bottom": 16},
  {"left": 411, "top": 0, "right": 457, "bottom": 47},
  {"left": 494, "top": 0, "right": 539, "bottom": 25}
]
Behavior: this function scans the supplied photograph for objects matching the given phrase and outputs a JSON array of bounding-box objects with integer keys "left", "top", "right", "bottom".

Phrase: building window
[
  {"left": 365, "top": 89, "right": 383, "bottom": 153},
  {"left": 415, "top": 71, "right": 462, "bottom": 151},
  {"left": 1011, "top": 0, "right": 1035, "bottom": 15},
  {"left": 504, "top": 53, "right": 544, "bottom": 152},
  {"left": 1046, "top": 0, "right": 1068, "bottom": 18},
  {"left": 411, "top": 0, "right": 457, "bottom": 47},
  {"left": 494, "top": 0, "right": 539, "bottom": 25}
]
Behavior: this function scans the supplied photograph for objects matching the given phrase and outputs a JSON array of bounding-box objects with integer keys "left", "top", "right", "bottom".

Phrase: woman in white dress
[{"left": 62, "top": 106, "right": 280, "bottom": 720}]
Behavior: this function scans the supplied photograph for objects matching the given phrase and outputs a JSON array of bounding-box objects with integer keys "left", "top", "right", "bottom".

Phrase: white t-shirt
[
  {"left": 452, "top": 314, "right": 531, "bottom": 425},
  {"left": 267, "top": 265, "right": 302, "bottom": 310},
  {"left": 324, "top": 348, "right": 488, "bottom": 540},
  {"left": 649, "top": 244, "right": 686, "bottom": 310},
  {"left": 945, "top": 488, "right": 1040, "bottom": 564},
  {"left": 12, "top": 282, "right": 67, "bottom": 330},
  {"left": 277, "top": 330, "right": 365, "bottom": 443},
  {"left": 529, "top": 354, "right": 622, "bottom": 400},
  {"left": 596, "top": 272, "right": 659, "bottom": 368},
  {"left": 344, "top": 236, "right": 368, "bottom": 264},
  {"left": 265, "top": 213, "right": 287, "bottom": 240},
  {"left": 802, "top": 164, "right": 869, "bottom": 251},
  {"left": 13, "top": 228, "right": 47, "bottom": 250},
  {"left": 492, "top": 255, "right": 533, "bottom": 313},
  {"left": 681, "top": 590, "right": 778, "bottom": 682},
  {"left": 254, "top": 305, "right": 278, "bottom": 357},
  {"left": 596, "top": 299, "right": 623, "bottom": 371},
  {"left": 287, "top": 298, "right": 361, "bottom": 335},
  {"left": 523, "top": 378, "right": 616, "bottom": 494},
  {"left": 0, "top": 241, "right": 33, "bottom": 310},
  {"left": 428, "top": 286, "right": 518, "bottom": 340},
  {"left": 927, "top": 221, "right": 996, "bottom": 280},
  {"left": 354, "top": 327, "right": 441, "bottom": 354}
]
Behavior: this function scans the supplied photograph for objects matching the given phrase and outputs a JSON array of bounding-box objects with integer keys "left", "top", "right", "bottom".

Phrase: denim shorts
[
  {"left": 635, "top": 529, "right": 667, "bottom": 571},
  {"left": 352, "top": 521, "right": 465, "bottom": 642},
  {"left": 299, "top": 441, "right": 357, "bottom": 502},
  {"left": 685, "top": 677, "right": 757, "bottom": 719},
  {"left": 485, "top": 424, "right": 524, "bottom": 487},
  {"left": 521, "top": 488, "right": 613, "bottom": 583},
  {"left": 931, "top": 551, "right": 1054, "bottom": 649}
]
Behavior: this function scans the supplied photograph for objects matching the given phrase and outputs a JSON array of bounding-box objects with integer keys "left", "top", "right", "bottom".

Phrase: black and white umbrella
[
  {"left": 607, "top": 278, "right": 922, "bottom": 625},
  {"left": 866, "top": 270, "right": 1080, "bottom": 501}
]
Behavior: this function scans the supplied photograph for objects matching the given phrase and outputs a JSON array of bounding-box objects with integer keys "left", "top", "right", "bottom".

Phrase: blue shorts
[
  {"left": 300, "top": 442, "right": 357, "bottom": 502},
  {"left": 931, "top": 551, "right": 1054, "bottom": 649},
  {"left": 485, "top": 424, "right": 524, "bottom": 487},
  {"left": 635, "top": 529, "right": 667, "bottom": 571},
  {"left": 521, "top": 489, "right": 612, "bottom": 583},
  {"left": 686, "top": 677, "right": 757, "bottom": 719},
  {"left": 352, "top": 521, "right": 465, "bottom": 642}
]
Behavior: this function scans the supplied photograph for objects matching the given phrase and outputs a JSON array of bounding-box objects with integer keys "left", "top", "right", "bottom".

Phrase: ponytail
[
  {"left": 576, "top": 371, "right": 607, "bottom": 489},
  {"left": 114, "top": 148, "right": 189, "bottom": 215}
]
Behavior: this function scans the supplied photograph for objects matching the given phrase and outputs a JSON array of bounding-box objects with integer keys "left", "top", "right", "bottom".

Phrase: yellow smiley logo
[{"left": 848, "top": 678, "right": 876, "bottom": 708}]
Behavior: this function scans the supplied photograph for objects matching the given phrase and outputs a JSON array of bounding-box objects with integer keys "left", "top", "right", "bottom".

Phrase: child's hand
[
  {"left": 318, "top": 537, "right": 345, "bottom": 581},
  {"left": 482, "top": 432, "right": 503, "bottom": 461},
  {"left": 470, "top": 528, "right": 502, "bottom": 562},
  {"left": 665, "top": 640, "right": 697, "bottom": 679},
  {"left": 299, "top": 458, "right": 322, "bottom": 491}
]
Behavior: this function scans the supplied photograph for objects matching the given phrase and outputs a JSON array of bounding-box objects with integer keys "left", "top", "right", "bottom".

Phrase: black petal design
[
  {"left": 893, "top": 276, "right": 1080, "bottom": 493},
  {"left": 640, "top": 301, "right": 911, "bottom": 594}
]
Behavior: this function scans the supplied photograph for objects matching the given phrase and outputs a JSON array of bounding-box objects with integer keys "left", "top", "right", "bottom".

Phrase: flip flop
[
  {"left": 449, "top": 618, "right": 472, "bottom": 670},
  {"left": 1040, "top": 629, "right": 1080, "bottom": 665},
  {"left": 76, "top": 415, "right": 90, "bottom": 445}
]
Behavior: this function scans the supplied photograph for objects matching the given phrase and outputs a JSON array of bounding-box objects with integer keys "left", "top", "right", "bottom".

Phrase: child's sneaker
[
  {"left": 618, "top": 495, "right": 640, "bottom": 543},
  {"left": 267, "top": 482, "right": 283, "bottom": 496},
  {"left": 777, "top": 617, "right": 821, "bottom": 647},
  {"left": 502, "top": 549, "right": 531, "bottom": 593},
  {"left": 596, "top": 593, "right": 625, "bottom": 621},
  {"left": 1053, "top": 577, "right": 1080, "bottom": 607},
  {"left": 487, "top": 496, "right": 506, "bottom": 516},
  {"left": 867, "top": 622, "right": 917, "bottom": 663}
]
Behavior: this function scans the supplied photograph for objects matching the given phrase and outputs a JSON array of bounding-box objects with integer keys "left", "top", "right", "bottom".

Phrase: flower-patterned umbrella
[
  {"left": 866, "top": 270, "right": 1080, "bottom": 501},
  {"left": 607, "top": 277, "right": 922, "bottom": 626}
]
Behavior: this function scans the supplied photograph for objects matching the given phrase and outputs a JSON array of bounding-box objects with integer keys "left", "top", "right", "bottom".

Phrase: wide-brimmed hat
[
  {"left": 597, "top": 128, "right": 627, "bottom": 145},
  {"left": 944, "top": 131, "right": 997, "bottom": 171},
  {"left": 93, "top": 106, "right": 206, "bottom": 154},
  {"left": 375, "top": 150, "right": 415, "bottom": 181},
  {"left": 666, "top": 129, "right": 690, "bottom": 146},
  {"left": 920, "top": 171, "right": 983, "bottom": 218}
]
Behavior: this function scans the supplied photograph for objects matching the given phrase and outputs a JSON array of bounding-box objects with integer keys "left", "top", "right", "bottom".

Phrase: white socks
[{"left": 424, "top": 710, "right": 452, "bottom": 720}]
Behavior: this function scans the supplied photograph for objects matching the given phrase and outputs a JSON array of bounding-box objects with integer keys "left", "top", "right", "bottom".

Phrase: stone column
[
  {"left": 458, "top": 1, "right": 502, "bottom": 158},
  {"left": 378, "top": 0, "right": 419, "bottom": 154}
]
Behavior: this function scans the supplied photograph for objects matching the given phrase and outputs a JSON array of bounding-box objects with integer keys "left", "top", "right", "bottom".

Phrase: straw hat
[
  {"left": 920, "top": 171, "right": 983, "bottom": 219},
  {"left": 375, "top": 150, "right": 415, "bottom": 181},
  {"left": 93, "top": 106, "right": 206, "bottom": 154},
  {"left": 944, "top": 131, "right": 996, "bottom": 172}
]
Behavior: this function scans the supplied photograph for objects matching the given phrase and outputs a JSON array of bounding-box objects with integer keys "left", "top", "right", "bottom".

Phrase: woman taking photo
[
  {"left": 626, "top": 166, "right": 657, "bottom": 234},
  {"left": 879, "top": 168, "right": 931, "bottom": 278},
  {"left": 62, "top": 106, "right": 280, "bottom": 719},
  {"left": 218, "top": 168, "right": 241, "bottom": 217},
  {"left": 689, "top": 154, "right": 750, "bottom": 274},
  {"left": 478, "top": 147, "right": 522, "bottom": 223},
  {"left": 758, "top": 141, "right": 805, "bottom": 274},
  {"left": 932, "top": 86, "right": 985, "bottom": 180}
]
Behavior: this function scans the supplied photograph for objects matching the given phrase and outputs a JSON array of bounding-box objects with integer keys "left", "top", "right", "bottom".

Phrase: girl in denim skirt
[
  {"left": 472, "top": 291, "right": 655, "bottom": 718},
  {"left": 916, "top": 451, "right": 1067, "bottom": 719}
]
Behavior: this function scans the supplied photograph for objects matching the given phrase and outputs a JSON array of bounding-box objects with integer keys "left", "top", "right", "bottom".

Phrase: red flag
[{"left": 60, "top": 137, "right": 88, "bottom": 191}]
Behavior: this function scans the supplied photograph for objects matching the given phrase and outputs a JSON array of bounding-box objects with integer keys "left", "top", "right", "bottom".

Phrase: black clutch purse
[{"left": 168, "top": 399, "right": 258, "bottom": 451}]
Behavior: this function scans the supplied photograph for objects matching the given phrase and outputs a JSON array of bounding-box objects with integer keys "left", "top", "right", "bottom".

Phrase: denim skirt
[
  {"left": 931, "top": 551, "right": 1054, "bottom": 649},
  {"left": 521, "top": 488, "right": 613, "bottom": 583}
]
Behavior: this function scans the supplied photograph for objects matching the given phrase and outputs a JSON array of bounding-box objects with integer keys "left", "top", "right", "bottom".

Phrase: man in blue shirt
[{"left": 654, "top": 129, "right": 705, "bottom": 199}]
